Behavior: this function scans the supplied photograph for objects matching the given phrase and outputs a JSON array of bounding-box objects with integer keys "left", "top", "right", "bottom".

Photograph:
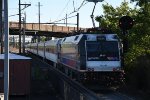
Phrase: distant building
[{"left": 9, "top": 35, "right": 32, "bottom": 43}]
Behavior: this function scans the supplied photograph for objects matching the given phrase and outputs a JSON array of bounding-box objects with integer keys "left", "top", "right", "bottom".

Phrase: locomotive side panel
[{"left": 60, "top": 36, "right": 81, "bottom": 70}]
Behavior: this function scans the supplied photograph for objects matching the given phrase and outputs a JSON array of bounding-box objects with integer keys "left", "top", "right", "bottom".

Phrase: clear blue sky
[{"left": 8, "top": 0, "right": 135, "bottom": 28}]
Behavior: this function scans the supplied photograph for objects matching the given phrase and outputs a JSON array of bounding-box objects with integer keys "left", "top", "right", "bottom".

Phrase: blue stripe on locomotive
[{"left": 61, "top": 57, "right": 76, "bottom": 68}]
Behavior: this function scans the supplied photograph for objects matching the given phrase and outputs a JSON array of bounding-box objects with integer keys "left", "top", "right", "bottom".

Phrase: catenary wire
[
  {"left": 52, "top": 0, "right": 88, "bottom": 23},
  {"left": 55, "top": 0, "right": 72, "bottom": 21}
]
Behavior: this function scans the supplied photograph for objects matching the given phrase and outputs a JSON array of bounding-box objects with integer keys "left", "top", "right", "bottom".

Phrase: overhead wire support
[
  {"left": 73, "top": 0, "right": 76, "bottom": 12},
  {"left": 20, "top": 3, "right": 31, "bottom": 10},
  {"left": 51, "top": 0, "right": 84, "bottom": 31},
  {"left": 18, "top": 0, "right": 31, "bottom": 54},
  {"left": 8, "top": 13, "right": 19, "bottom": 17},
  {"left": 68, "top": 0, "right": 87, "bottom": 16},
  {"left": 53, "top": 0, "right": 87, "bottom": 24}
]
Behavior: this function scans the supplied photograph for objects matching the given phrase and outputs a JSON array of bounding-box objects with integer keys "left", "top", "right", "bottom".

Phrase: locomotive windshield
[{"left": 86, "top": 41, "right": 119, "bottom": 61}]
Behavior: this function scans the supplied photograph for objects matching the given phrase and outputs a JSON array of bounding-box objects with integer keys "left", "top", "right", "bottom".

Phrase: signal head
[{"left": 119, "top": 16, "right": 134, "bottom": 30}]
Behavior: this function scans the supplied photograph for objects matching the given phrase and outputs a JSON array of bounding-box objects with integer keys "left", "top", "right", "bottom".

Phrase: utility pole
[
  {"left": 37, "top": 2, "right": 42, "bottom": 42},
  {"left": 66, "top": 14, "right": 67, "bottom": 27},
  {"left": 38, "top": 2, "right": 41, "bottom": 31},
  {"left": 22, "top": 12, "right": 26, "bottom": 54},
  {"left": 0, "top": 0, "right": 3, "bottom": 54},
  {"left": 4, "top": 0, "right": 9, "bottom": 100},
  {"left": 18, "top": 0, "right": 31, "bottom": 54},
  {"left": 19, "top": 0, "right": 21, "bottom": 54},
  {"left": 77, "top": 13, "right": 79, "bottom": 32}
]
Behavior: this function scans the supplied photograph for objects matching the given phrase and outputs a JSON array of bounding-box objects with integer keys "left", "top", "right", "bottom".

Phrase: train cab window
[
  {"left": 74, "top": 36, "right": 79, "bottom": 41},
  {"left": 86, "top": 41, "right": 119, "bottom": 61},
  {"left": 63, "top": 38, "right": 66, "bottom": 42}
]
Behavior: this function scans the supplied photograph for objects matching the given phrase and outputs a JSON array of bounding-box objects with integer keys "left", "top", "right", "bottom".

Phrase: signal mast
[{"left": 86, "top": 0, "right": 104, "bottom": 28}]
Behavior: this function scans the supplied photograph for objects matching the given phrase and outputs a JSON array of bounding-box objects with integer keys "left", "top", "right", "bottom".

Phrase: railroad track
[{"left": 93, "top": 88, "right": 135, "bottom": 100}]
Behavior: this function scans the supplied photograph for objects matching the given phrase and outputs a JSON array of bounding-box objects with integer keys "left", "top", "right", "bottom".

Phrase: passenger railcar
[
  {"left": 26, "top": 32, "right": 124, "bottom": 86},
  {"left": 29, "top": 43, "right": 38, "bottom": 55},
  {"left": 38, "top": 42, "right": 45, "bottom": 58},
  {"left": 45, "top": 39, "right": 61, "bottom": 67}
]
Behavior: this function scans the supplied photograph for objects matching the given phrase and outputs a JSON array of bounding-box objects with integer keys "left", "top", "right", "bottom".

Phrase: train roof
[
  {"left": 61, "top": 33, "right": 119, "bottom": 44},
  {"left": 85, "top": 34, "right": 119, "bottom": 41},
  {"left": 61, "top": 34, "right": 83, "bottom": 44},
  {"left": 38, "top": 42, "right": 45, "bottom": 46},
  {"left": 45, "top": 38, "right": 62, "bottom": 46},
  {"left": 30, "top": 42, "right": 37, "bottom": 46}
]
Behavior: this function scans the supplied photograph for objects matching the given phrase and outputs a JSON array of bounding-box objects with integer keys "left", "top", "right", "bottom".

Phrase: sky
[{"left": 8, "top": 0, "right": 136, "bottom": 28}]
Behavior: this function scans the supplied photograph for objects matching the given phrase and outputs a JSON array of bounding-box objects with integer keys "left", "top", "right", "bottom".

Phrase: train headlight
[
  {"left": 92, "top": 68, "right": 94, "bottom": 71},
  {"left": 87, "top": 68, "right": 94, "bottom": 71},
  {"left": 88, "top": 68, "right": 91, "bottom": 71},
  {"left": 113, "top": 67, "right": 121, "bottom": 71}
]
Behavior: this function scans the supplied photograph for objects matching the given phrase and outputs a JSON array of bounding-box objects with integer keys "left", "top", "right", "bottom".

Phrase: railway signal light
[{"left": 119, "top": 16, "right": 134, "bottom": 30}]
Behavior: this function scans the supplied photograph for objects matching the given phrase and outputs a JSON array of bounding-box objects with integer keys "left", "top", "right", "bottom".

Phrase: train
[{"left": 26, "top": 29, "right": 124, "bottom": 86}]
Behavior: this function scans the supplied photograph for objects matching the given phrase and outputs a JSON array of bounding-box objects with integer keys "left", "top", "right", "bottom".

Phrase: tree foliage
[
  {"left": 96, "top": 0, "right": 150, "bottom": 90},
  {"left": 96, "top": 1, "right": 138, "bottom": 35}
]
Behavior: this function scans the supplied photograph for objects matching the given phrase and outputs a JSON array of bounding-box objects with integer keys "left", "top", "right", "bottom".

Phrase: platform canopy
[{"left": 86, "top": 0, "right": 104, "bottom": 2}]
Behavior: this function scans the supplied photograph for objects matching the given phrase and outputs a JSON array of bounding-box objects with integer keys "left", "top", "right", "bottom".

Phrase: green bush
[{"left": 125, "top": 54, "right": 150, "bottom": 91}]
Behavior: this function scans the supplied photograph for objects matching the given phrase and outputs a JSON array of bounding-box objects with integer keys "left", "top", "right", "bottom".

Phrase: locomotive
[{"left": 26, "top": 30, "right": 124, "bottom": 86}]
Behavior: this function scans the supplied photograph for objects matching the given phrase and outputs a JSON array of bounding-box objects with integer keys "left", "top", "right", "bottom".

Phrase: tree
[
  {"left": 95, "top": 1, "right": 139, "bottom": 50},
  {"left": 95, "top": 0, "right": 150, "bottom": 63},
  {"left": 130, "top": 0, "right": 150, "bottom": 35},
  {"left": 96, "top": 1, "right": 138, "bottom": 35},
  {"left": 96, "top": 0, "right": 150, "bottom": 91}
]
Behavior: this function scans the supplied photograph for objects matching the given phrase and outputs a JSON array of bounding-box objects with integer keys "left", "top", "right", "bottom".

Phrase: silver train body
[{"left": 26, "top": 33, "right": 124, "bottom": 85}]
